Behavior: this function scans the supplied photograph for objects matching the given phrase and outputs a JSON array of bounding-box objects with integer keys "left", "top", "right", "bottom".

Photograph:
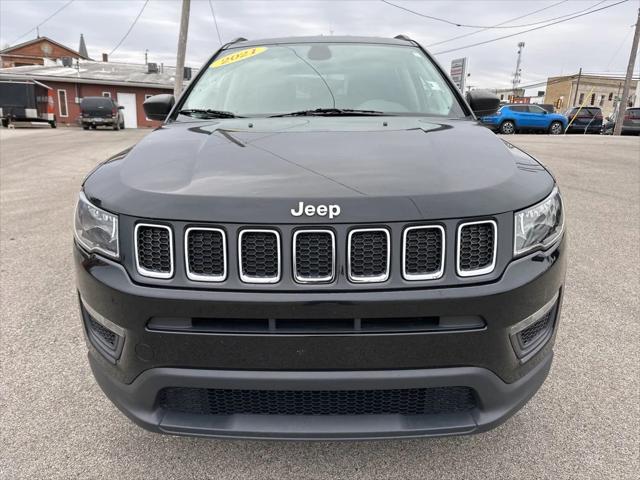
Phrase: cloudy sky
[{"left": 0, "top": 0, "right": 637, "bottom": 89}]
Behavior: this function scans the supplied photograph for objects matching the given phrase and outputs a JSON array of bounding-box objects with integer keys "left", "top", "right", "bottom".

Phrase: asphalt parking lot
[{"left": 1, "top": 127, "right": 638, "bottom": 479}]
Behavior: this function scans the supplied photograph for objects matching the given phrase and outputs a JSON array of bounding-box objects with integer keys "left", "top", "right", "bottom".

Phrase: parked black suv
[
  {"left": 564, "top": 106, "right": 603, "bottom": 134},
  {"left": 80, "top": 96, "right": 125, "bottom": 130},
  {"left": 74, "top": 36, "right": 566, "bottom": 440}
]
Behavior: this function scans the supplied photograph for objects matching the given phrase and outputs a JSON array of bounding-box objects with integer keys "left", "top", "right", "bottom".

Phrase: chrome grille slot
[
  {"left": 403, "top": 225, "right": 445, "bottom": 280},
  {"left": 457, "top": 220, "right": 497, "bottom": 277},
  {"left": 348, "top": 228, "right": 390, "bottom": 283},
  {"left": 185, "top": 227, "right": 226, "bottom": 282},
  {"left": 293, "top": 230, "right": 335, "bottom": 283},
  {"left": 238, "top": 229, "right": 281, "bottom": 283},
  {"left": 135, "top": 223, "right": 173, "bottom": 278}
]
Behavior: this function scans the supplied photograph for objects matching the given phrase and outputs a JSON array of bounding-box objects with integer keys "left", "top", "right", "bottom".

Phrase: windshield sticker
[{"left": 210, "top": 47, "right": 267, "bottom": 68}]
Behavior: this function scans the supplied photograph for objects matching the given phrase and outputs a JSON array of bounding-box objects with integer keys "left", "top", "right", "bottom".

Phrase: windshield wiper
[
  {"left": 178, "top": 109, "right": 242, "bottom": 119},
  {"left": 271, "top": 108, "right": 388, "bottom": 117}
]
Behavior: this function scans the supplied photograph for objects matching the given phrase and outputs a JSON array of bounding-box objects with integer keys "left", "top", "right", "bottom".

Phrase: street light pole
[
  {"left": 613, "top": 8, "right": 640, "bottom": 136},
  {"left": 174, "top": 0, "right": 191, "bottom": 97}
]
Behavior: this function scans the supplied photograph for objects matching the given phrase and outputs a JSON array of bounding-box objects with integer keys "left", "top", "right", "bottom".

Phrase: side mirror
[
  {"left": 118, "top": 105, "right": 125, "bottom": 110},
  {"left": 143, "top": 94, "right": 175, "bottom": 121},
  {"left": 466, "top": 90, "right": 500, "bottom": 117},
  {"left": 543, "top": 110, "right": 548, "bottom": 114}
]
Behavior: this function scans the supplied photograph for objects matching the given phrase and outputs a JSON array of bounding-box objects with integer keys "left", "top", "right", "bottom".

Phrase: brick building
[
  {"left": 0, "top": 60, "right": 191, "bottom": 128},
  {"left": 0, "top": 36, "right": 90, "bottom": 68},
  {"left": 544, "top": 73, "right": 638, "bottom": 117}
]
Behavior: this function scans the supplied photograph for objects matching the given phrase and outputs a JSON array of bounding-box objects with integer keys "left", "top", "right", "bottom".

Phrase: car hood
[{"left": 84, "top": 117, "right": 554, "bottom": 223}]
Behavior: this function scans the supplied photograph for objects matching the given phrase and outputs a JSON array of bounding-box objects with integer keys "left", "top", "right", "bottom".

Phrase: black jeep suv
[{"left": 74, "top": 36, "right": 566, "bottom": 440}]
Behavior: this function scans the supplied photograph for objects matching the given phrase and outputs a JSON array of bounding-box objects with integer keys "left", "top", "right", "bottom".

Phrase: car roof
[{"left": 223, "top": 36, "right": 414, "bottom": 49}]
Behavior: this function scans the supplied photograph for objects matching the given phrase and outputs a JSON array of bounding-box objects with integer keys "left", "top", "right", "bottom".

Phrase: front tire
[
  {"left": 500, "top": 120, "right": 516, "bottom": 134},
  {"left": 549, "top": 121, "right": 563, "bottom": 135}
]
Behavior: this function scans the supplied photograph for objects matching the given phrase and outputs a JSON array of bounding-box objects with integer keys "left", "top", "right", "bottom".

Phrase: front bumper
[{"left": 75, "top": 236, "right": 566, "bottom": 439}]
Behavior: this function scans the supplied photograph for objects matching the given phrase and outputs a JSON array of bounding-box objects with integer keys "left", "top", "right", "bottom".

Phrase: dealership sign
[{"left": 450, "top": 58, "right": 468, "bottom": 92}]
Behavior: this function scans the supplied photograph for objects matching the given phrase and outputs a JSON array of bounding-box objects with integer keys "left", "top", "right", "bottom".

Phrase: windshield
[{"left": 180, "top": 43, "right": 466, "bottom": 118}]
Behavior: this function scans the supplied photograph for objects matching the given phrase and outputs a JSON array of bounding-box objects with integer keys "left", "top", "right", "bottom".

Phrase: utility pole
[
  {"left": 512, "top": 42, "right": 525, "bottom": 97},
  {"left": 144, "top": 49, "right": 148, "bottom": 65},
  {"left": 572, "top": 67, "right": 582, "bottom": 106},
  {"left": 174, "top": 0, "right": 191, "bottom": 97},
  {"left": 613, "top": 8, "right": 640, "bottom": 136}
]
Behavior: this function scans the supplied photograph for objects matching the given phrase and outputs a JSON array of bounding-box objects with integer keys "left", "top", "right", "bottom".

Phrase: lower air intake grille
[
  {"left": 88, "top": 317, "right": 117, "bottom": 349},
  {"left": 294, "top": 230, "right": 335, "bottom": 282},
  {"left": 136, "top": 224, "right": 173, "bottom": 277},
  {"left": 159, "top": 386, "right": 477, "bottom": 416},
  {"left": 349, "top": 229, "right": 390, "bottom": 282},
  {"left": 186, "top": 228, "right": 225, "bottom": 281},
  {"left": 404, "top": 226, "right": 444, "bottom": 279},
  {"left": 519, "top": 310, "right": 554, "bottom": 347},
  {"left": 239, "top": 230, "right": 280, "bottom": 282},
  {"left": 458, "top": 221, "right": 495, "bottom": 275}
]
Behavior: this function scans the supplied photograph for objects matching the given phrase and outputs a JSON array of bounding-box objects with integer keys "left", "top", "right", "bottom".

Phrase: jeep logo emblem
[{"left": 291, "top": 201, "right": 341, "bottom": 219}]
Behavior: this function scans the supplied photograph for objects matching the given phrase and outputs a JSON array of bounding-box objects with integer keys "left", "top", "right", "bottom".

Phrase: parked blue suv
[{"left": 481, "top": 104, "right": 567, "bottom": 135}]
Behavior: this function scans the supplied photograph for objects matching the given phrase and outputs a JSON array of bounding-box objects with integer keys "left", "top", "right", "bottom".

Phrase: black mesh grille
[
  {"left": 88, "top": 317, "right": 117, "bottom": 349},
  {"left": 187, "top": 229, "right": 225, "bottom": 278},
  {"left": 159, "top": 386, "right": 477, "bottom": 416},
  {"left": 136, "top": 225, "right": 172, "bottom": 274},
  {"left": 458, "top": 222, "right": 495, "bottom": 272},
  {"left": 240, "top": 231, "right": 279, "bottom": 280},
  {"left": 349, "top": 230, "right": 389, "bottom": 280},
  {"left": 294, "top": 231, "right": 334, "bottom": 281},
  {"left": 519, "top": 310, "right": 554, "bottom": 346},
  {"left": 404, "top": 227, "right": 443, "bottom": 277}
]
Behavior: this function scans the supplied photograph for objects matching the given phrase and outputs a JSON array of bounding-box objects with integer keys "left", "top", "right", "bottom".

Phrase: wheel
[
  {"left": 83, "top": 126, "right": 89, "bottom": 130},
  {"left": 1, "top": 119, "right": 8, "bottom": 128},
  {"left": 499, "top": 120, "right": 515, "bottom": 134},
  {"left": 91, "top": 125, "right": 97, "bottom": 130},
  {"left": 49, "top": 120, "right": 57, "bottom": 129},
  {"left": 549, "top": 121, "right": 563, "bottom": 135},
  {"left": 120, "top": 120, "right": 125, "bottom": 129},
  {"left": 113, "top": 121, "right": 120, "bottom": 131}
]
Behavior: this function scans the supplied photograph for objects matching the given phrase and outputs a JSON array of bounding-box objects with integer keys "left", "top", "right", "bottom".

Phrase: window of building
[
  {"left": 599, "top": 95, "right": 605, "bottom": 107},
  {"left": 590, "top": 93, "right": 595, "bottom": 106},
  {"left": 578, "top": 93, "right": 584, "bottom": 105},
  {"left": 57, "top": 89, "right": 68, "bottom": 117},
  {"left": 500, "top": 94, "right": 504, "bottom": 100},
  {"left": 608, "top": 92, "right": 613, "bottom": 101},
  {"left": 102, "top": 92, "right": 111, "bottom": 98},
  {"left": 145, "top": 94, "right": 153, "bottom": 121}
]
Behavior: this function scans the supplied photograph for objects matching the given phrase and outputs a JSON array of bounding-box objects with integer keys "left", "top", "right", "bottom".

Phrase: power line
[
  {"left": 433, "top": 0, "right": 630, "bottom": 55},
  {"left": 605, "top": 23, "right": 635, "bottom": 70},
  {"left": 109, "top": 0, "right": 150, "bottom": 56},
  {"left": 383, "top": 0, "right": 605, "bottom": 29},
  {"left": 427, "top": 0, "right": 607, "bottom": 48},
  {"left": 9, "top": 0, "right": 75, "bottom": 45},
  {"left": 208, "top": 0, "right": 223, "bottom": 45}
]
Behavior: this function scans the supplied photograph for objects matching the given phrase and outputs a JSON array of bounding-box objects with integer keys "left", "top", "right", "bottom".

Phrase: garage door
[{"left": 117, "top": 92, "right": 137, "bottom": 128}]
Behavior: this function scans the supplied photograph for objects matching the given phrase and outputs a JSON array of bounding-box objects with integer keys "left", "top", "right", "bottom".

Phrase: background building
[
  {"left": 0, "top": 60, "right": 191, "bottom": 128},
  {"left": 0, "top": 36, "right": 90, "bottom": 68},
  {"left": 544, "top": 73, "right": 638, "bottom": 116},
  {"left": 0, "top": 36, "right": 194, "bottom": 128}
]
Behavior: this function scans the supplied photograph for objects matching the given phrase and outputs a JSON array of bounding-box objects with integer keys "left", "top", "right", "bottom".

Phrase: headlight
[
  {"left": 514, "top": 187, "right": 564, "bottom": 256},
  {"left": 74, "top": 191, "right": 119, "bottom": 258}
]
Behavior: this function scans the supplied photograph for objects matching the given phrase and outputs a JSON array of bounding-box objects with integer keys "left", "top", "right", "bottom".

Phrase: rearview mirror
[
  {"left": 143, "top": 94, "right": 175, "bottom": 121},
  {"left": 466, "top": 90, "right": 500, "bottom": 117}
]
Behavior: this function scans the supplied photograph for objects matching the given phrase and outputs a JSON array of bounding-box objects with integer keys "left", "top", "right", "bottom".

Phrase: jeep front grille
[
  {"left": 456, "top": 220, "right": 497, "bottom": 277},
  {"left": 403, "top": 225, "right": 445, "bottom": 280},
  {"left": 238, "top": 229, "right": 281, "bottom": 283},
  {"left": 131, "top": 219, "right": 507, "bottom": 285},
  {"left": 185, "top": 228, "right": 226, "bottom": 282},
  {"left": 293, "top": 230, "right": 335, "bottom": 283},
  {"left": 348, "top": 228, "right": 390, "bottom": 283},
  {"left": 134, "top": 224, "right": 173, "bottom": 278}
]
